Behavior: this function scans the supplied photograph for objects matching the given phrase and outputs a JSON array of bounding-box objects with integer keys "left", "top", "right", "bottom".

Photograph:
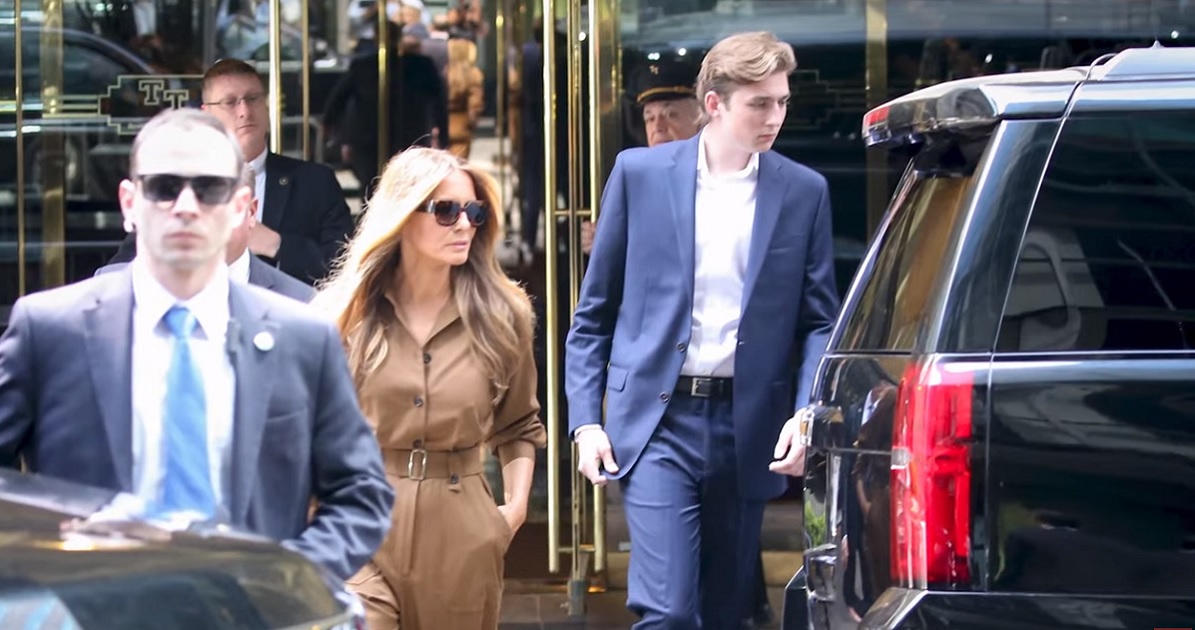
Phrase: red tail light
[{"left": 890, "top": 359, "right": 975, "bottom": 588}]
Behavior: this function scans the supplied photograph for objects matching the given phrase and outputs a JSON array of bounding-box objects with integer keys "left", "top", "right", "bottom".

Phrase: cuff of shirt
[{"left": 572, "top": 424, "right": 603, "bottom": 441}]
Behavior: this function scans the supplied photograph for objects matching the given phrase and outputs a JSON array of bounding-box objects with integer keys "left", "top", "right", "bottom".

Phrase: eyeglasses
[
  {"left": 423, "top": 199, "right": 488, "bottom": 227},
  {"left": 137, "top": 174, "right": 240, "bottom": 205},
  {"left": 203, "top": 92, "right": 266, "bottom": 111}
]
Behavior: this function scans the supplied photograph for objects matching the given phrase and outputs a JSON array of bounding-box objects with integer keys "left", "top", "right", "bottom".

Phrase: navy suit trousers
[{"left": 620, "top": 393, "right": 767, "bottom": 629}]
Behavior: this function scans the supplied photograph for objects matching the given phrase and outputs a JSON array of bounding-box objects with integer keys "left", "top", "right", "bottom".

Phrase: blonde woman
[
  {"left": 446, "top": 37, "right": 484, "bottom": 158},
  {"left": 313, "top": 147, "right": 545, "bottom": 629}
]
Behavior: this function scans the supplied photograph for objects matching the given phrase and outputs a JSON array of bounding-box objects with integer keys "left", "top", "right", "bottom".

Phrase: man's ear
[
  {"left": 118, "top": 179, "right": 137, "bottom": 232},
  {"left": 703, "top": 90, "right": 721, "bottom": 120}
]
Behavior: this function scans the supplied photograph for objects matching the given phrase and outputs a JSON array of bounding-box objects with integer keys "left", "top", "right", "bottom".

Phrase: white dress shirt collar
[
  {"left": 248, "top": 149, "right": 268, "bottom": 177},
  {"left": 248, "top": 150, "right": 268, "bottom": 221},
  {"left": 228, "top": 249, "right": 252, "bottom": 285},
  {"left": 130, "top": 257, "right": 231, "bottom": 340},
  {"left": 697, "top": 129, "right": 760, "bottom": 182}
]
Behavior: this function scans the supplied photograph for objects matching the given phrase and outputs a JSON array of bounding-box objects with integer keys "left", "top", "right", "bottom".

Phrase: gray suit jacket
[
  {"left": 0, "top": 271, "right": 393, "bottom": 581},
  {"left": 96, "top": 255, "right": 314, "bottom": 303}
]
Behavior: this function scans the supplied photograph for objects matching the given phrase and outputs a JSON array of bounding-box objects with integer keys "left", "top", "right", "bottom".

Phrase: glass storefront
[{"left": 0, "top": 0, "right": 347, "bottom": 323}]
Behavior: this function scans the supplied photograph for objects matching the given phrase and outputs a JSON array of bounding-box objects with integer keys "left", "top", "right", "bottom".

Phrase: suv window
[
  {"left": 835, "top": 139, "right": 985, "bottom": 352},
  {"left": 998, "top": 112, "right": 1195, "bottom": 352}
]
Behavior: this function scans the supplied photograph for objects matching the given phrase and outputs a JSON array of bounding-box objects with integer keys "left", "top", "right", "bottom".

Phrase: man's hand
[
  {"left": 248, "top": 223, "right": 283, "bottom": 259},
  {"left": 576, "top": 427, "right": 618, "bottom": 486},
  {"left": 769, "top": 406, "right": 814, "bottom": 477},
  {"left": 580, "top": 220, "right": 595, "bottom": 255}
]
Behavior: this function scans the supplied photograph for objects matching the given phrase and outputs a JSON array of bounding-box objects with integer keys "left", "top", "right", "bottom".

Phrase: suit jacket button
[
  {"left": 449, "top": 474, "right": 459, "bottom": 484},
  {"left": 413, "top": 439, "right": 424, "bottom": 448},
  {"left": 423, "top": 352, "right": 432, "bottom": 364},
  {"left": 414, "top": 397, "right": 424, "bottom": 407},
  {"left": 660, "top": 392, "right": 670, "bottom": 402},
  {"left": 676, "top": 343, "right": 686, "bottom": 352}
]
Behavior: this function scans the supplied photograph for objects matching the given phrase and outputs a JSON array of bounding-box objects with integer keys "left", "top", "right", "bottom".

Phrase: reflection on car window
[
  {"left": 999, "top": 112, "right": 1195, "bottom": 352},
  {"left": 836, "top": 173, "right": 974, "bottom": 352}
]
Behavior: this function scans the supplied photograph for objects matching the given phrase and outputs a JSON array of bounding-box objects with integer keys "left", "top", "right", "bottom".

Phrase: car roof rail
[
  {"left": 1083, "top": 53, "right": 1119, "bottom": 81},
  {"left": 1096, "top": 44, "right": 1195, "bottom": 80}
]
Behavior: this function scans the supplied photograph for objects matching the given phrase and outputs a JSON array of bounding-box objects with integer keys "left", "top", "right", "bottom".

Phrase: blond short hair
[{"left": 695, "top": 31, "right": 796, "bottom": 109}]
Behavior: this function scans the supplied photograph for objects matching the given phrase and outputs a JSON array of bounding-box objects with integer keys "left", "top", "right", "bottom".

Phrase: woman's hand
[{"left": 497, "top": 501, "right": 527, "bottom": 536}]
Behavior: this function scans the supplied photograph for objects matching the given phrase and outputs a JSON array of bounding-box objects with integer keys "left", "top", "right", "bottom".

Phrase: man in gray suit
[
  {"left": 0, "top": 108, "right": 392, "bottom": 582},
  {"left": 97, "top": 164, "right": 314, "bottom": 303}
]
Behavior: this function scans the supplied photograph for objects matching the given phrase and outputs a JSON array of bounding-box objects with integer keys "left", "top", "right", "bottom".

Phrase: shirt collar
[
  {"left": 696, "top": 129, "right": 759, "bottom": 181},
  {"left": 131, "top": 257, "right": 231, "bottom": 340},
  {"left": 228, "top": 249, "right": 252, "bottom": 285},
  {"left": 249, "top": 150, "right": 268, "bottom": 176},
  {"left": 383, "top": 289, "right": 462, "bottom": 343}
]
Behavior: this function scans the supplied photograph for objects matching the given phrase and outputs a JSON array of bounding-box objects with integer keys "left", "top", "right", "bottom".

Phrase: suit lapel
[
  {"left": 227, "top": 283, "right": 279, "bottom": 524},
  {"left": 742, "top": 152, "right": 787, "bottom": 311},
  {"left": 261, "top": 153, "right": 294, "bottom": 230},
  {"left": 669, "top": 137, "right": 700, "bottom": 299},
  {"left": 82, "top": 273, "right": 135, "bottom": 492}
]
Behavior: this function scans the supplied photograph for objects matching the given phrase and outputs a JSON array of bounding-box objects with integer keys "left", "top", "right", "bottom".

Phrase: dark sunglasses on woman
[
  {"left": 424, "top": 199, "right": 488, "bottom": 227},
  {"left": 137, "top": 174, "right": 240, "bottom": 205}
]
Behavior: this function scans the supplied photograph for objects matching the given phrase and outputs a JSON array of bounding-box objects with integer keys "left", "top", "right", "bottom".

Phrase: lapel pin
[
  {"left": 279, "top": 176, "right": 289, "bottom": 186},
  {"left": 253, "top": 331, "right": 275, "bottom": 352}
]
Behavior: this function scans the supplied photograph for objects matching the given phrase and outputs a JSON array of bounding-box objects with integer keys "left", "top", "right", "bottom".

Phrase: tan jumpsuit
[{"left": 347, "top": 301, "right": 546, "bottom": 630}]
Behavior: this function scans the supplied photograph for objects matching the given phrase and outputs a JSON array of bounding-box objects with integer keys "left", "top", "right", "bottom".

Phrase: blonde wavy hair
[{"left": 313, "top": 148, "right": 534, "bottom": 397}]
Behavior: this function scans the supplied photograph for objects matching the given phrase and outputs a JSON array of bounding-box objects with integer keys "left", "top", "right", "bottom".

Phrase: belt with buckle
[
  {"left": 382, "top": 445, "right": 484, "bottom": 481},
  {"left": 675, "top": 375, "right": 733, "bottom": 399}
]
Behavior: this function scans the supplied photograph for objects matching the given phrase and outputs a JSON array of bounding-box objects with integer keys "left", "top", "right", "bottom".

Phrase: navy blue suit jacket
[
  {"left": 565, "top": 135, "right": 839, "bottom": 500},
  {"left": 0, "top": 272, "right": 393, "bottom": 580}
]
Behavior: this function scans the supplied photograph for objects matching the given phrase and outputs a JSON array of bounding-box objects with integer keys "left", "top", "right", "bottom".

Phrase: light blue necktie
[{"left": 156, "top": 305, "right": 215, "bottom": 520}]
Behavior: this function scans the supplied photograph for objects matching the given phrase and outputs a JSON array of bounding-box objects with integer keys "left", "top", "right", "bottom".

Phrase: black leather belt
[{"left": 675, "top": 376, "right": 733, "bottom": 399}]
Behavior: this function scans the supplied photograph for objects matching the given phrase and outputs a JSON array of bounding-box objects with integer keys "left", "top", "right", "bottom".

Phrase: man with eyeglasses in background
[
  {"left": 109, "top": 59, "right": 355, "bottom": 286},
  {"left": 0, "top": 108, "right": 392, "bottom": 582}
]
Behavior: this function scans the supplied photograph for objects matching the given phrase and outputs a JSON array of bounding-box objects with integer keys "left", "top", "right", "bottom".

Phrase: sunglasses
[
  {"left": 138, "top": 174, "right": 240, "bottom": 205},
  {"left": 423, "top": 199, "right": 488, "bottom": 227}
]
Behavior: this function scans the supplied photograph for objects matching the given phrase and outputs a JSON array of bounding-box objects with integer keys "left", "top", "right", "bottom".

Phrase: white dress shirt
[
  {"left": 249, "top": 149, "right": 268, "bottom": 221},
  {"left": 680, "top": 131, "right": 759, "bottom": 378},
  {"left": 229, "top": 249, "right": 252, "bottom": 285},
  {"left": 130, "top": 259, "right": 237, "bottom": 518}
]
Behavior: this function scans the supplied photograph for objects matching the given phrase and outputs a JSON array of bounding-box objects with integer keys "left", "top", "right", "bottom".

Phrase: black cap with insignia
[{"left": 632, "top": 60, "right": 699, "bottom": 106}]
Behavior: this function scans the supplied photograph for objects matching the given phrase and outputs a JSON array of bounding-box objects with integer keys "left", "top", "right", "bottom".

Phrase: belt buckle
[
  {"left": 690, "top": 377, "right": 711, "bottom": 398},
  {"left": 408, "top": 448, "right": 428, "bottom": 481}
]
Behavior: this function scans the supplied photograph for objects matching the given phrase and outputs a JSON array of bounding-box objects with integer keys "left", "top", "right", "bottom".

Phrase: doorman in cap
[{"left": 631, "top": 59, "right": 702, "bottom": 147}]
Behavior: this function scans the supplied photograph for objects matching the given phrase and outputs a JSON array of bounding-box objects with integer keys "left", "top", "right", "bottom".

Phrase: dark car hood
[{"left": 0, "top": 470, "right": 349, "bottom": 629}]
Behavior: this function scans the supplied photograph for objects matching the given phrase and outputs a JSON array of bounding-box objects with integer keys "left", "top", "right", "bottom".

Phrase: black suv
[{"left": 785, "top": 45, "right": 1195, "bottom": 629}]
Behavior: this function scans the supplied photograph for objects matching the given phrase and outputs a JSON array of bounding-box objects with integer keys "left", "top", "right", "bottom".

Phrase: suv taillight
[{"left": 890, "top": 359, "right": 974, "bottom": 588}]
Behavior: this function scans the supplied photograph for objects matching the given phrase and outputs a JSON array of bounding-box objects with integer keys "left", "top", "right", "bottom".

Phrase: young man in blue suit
[
  {"left": 0, "top": 108, "right": 393, "bottom": 582},
  {"left": 565, "top": 31, "right": 839, "bottom": 628}
]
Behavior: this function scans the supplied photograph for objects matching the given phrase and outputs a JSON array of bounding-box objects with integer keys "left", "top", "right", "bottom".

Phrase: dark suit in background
[
  {"left": 324, "top": 33, "right": 449, "bottom": 201},
  {"left": 96, "top": 255, "right": 314, "bottom": 303},
  {"left": 0, "top": 272, "right": 392, "bottom": 580},
  {"left": 108, "top": 152, "right": 354, "bottom": 285}
]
